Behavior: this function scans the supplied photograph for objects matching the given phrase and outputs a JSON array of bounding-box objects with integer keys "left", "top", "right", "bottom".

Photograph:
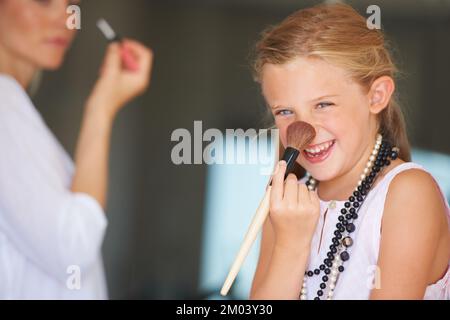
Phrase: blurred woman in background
[{"left": 0, "top": 0, "right": 153, "bottom": 299}]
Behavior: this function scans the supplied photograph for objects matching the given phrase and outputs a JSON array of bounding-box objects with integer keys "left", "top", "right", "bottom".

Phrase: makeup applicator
[
  {"left": 220, "top": 121, "right": 316, "bottom": 296},
  {"left": 96, "top": 18, "right": 139, "bottom": 72}
]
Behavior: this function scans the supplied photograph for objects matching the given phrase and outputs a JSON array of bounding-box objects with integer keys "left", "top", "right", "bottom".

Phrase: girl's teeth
[{"left": 305, "top": 140, "right": 334, "bottom": 155}]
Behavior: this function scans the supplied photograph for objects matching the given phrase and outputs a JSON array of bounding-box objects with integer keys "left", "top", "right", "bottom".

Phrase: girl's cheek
[{"left": 321, "top": 114, "right": 347, "bottom": 137}]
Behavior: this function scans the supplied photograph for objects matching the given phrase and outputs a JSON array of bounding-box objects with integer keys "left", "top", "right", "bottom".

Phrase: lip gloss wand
[{"left": 96, "top": 18, "right": 139, "bottom": 72}]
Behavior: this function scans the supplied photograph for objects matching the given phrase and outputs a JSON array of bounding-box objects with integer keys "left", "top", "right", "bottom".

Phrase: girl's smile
[{"left": 303, "top": 139, "right": 336, "bottom": 164}]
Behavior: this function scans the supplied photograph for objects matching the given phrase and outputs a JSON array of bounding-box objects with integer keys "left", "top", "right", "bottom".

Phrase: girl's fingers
[
  {"left": 284, "top": 174, "right": 299, "bottom": 206},
  {"left": 298, "top": 183, "right": 310, "bottom": 205},
  {"left": 270, "top": 161, "right": 286, "bottom": 205},
  {"left": 309, "top": 188, "right": 320, "bottom": 207}
]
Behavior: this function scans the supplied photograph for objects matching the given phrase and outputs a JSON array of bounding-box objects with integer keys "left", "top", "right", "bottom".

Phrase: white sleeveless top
[{"left": 300, "top": 162, "right": 450, "bottom": 300}]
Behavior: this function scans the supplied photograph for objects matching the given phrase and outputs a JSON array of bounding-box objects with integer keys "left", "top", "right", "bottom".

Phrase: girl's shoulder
[
  {"left": 381, "top": 160, "right": 449, "bottom": 261},
  {"left": 382, "top": 160, "right": 449, "bottom": 222},
  {"left": 385, "top": 160, "right": 448, "bottom": 212},
  {"left": 376, "top": 160, "right": 450, "bottom": 295},
  {"left": 362, "top": 160, "right": 449, "bottom": 242}
]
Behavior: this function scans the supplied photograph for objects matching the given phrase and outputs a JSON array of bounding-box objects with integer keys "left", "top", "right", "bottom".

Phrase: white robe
[{"left": 0, "top": 74, "right": 108, "bottom": 299}]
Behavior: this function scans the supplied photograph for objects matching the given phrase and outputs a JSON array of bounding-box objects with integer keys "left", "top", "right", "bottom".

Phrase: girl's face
[
  {"left": 261, "top": 56, "right": 380, "bottom": 182},
  {"left": 0, "top": 0, "right": 78, "bottom": 70}
]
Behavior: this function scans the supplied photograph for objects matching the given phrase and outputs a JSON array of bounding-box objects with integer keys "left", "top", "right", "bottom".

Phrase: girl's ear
[{"left": 368, "top": 76, "right": 395, "bottom": 114}]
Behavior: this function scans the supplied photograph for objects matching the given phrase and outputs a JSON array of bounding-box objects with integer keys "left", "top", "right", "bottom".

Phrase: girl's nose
[
  {"left": 294, "top": 112, "right": 315, "bottom": 129},
  {"left": 293, "top": 114, "right": 319, "bottom": 140}
]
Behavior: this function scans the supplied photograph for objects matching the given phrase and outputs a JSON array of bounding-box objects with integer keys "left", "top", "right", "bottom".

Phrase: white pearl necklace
[
  {"left": 300, "top": 133, "right": 383, "bottom": 300},
  {"left": 301, "top": 255, "right": 343, "bottom": 300}
]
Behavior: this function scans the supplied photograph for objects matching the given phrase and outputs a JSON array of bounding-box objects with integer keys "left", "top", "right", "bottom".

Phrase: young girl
[
  {"left": 250, "top": 3, "right": 449, "bottom": 300},
  {"left": 0, "top": 0, "right": 152, "bottom": 299}
]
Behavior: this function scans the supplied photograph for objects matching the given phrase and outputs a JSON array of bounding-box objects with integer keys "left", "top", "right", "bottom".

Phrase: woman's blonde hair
[{"left": 253, "top": 3, "right": 411, "bottom": 177}]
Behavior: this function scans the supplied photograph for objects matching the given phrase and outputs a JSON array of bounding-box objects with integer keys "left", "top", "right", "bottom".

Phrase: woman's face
[
  {"left": 261, "top": 56, "right": 380, "bottom": 182},
  {"left": 0, "top": 0, "right": 78, "bottom": 70}
]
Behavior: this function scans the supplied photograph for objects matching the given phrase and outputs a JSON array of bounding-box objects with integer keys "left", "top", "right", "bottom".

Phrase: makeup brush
[
  {"left": 277, "top": 121, "right": 316, "bottom": 181},
  {"left": 96, "top": 18, "right": 139, "bottom": 72},
  {"left": 220, "top": 121, "right": 316, "bottom": 296}
]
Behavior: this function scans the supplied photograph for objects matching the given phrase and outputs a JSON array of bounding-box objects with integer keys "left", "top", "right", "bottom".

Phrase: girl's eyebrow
[
  {"left": 269, "top": 94, "right": 339, "bottom": 109},
  {"left": 270, "top": 104, "right": 293, "bottom": 110},
  {"left": 309, "top": 94, "right": 339, "bottom": 102}
]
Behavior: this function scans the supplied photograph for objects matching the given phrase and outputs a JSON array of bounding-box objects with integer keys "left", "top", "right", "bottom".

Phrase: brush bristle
[{"left": 286, "top": 121, "right": 316, "bottom": 151}]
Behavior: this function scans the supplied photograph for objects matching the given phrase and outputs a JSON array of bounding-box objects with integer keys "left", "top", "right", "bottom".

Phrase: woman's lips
[
  {"left": 303, "top": 140, "right": 336, "bottom": 164},
  {"left": 45, "top": 37, "right": 70, "bottom": 48}
]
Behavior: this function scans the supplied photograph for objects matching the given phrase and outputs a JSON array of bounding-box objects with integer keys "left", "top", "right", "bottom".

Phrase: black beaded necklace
[{"left": 300, "top": 135, "right": 399, "bottom": 300}]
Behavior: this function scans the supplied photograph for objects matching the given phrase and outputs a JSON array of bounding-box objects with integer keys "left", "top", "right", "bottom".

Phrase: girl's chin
[
  {"left": 298, "top": 144, "right": 341, "bottom": 180},
  {"left": 306, "top": 171, "right": 336, "bottom": 182},
  {"left": 299, "top": 161, "right": 340, "bottom": 181}
]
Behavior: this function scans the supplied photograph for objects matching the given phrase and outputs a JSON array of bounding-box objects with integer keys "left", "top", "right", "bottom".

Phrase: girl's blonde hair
[{"left": 253, "top": 3, "right": 411, "bottom": 177}]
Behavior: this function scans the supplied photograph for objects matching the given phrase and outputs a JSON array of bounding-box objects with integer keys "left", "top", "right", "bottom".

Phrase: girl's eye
[
  {"left": 275, "top": 109, "right": 293, "bottom": 116},
  {"left": 316, "top": 102, "right": 334, "bottom": 109}
]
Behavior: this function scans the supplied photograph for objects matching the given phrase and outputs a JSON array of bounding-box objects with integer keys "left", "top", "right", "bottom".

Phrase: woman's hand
[
  {"left": 87, "top": 39, "right": 154, "bottom": 120},
  {"left": 72, "top": 39, "right": 153, "bottom": 208},
  {"left": 269, "top": 161, "right": 321, "bottom": 252}
]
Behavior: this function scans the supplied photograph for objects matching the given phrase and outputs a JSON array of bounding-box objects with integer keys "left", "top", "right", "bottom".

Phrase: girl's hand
[
  {"left": 269, "top": 161, "right": 321, "bottom": 252},
  {"left": 88, "top": 39, "right": 154, "bottom": 119}
]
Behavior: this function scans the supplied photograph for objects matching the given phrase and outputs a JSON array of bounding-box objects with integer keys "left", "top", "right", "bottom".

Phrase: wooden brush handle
[{"left": 220, "top": 186, "right": 272, "bottom": 296}]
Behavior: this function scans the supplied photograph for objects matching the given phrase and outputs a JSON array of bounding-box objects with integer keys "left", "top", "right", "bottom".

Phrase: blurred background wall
[{"left": 32, "top": 0, "right": 450, "bottom": 299}]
